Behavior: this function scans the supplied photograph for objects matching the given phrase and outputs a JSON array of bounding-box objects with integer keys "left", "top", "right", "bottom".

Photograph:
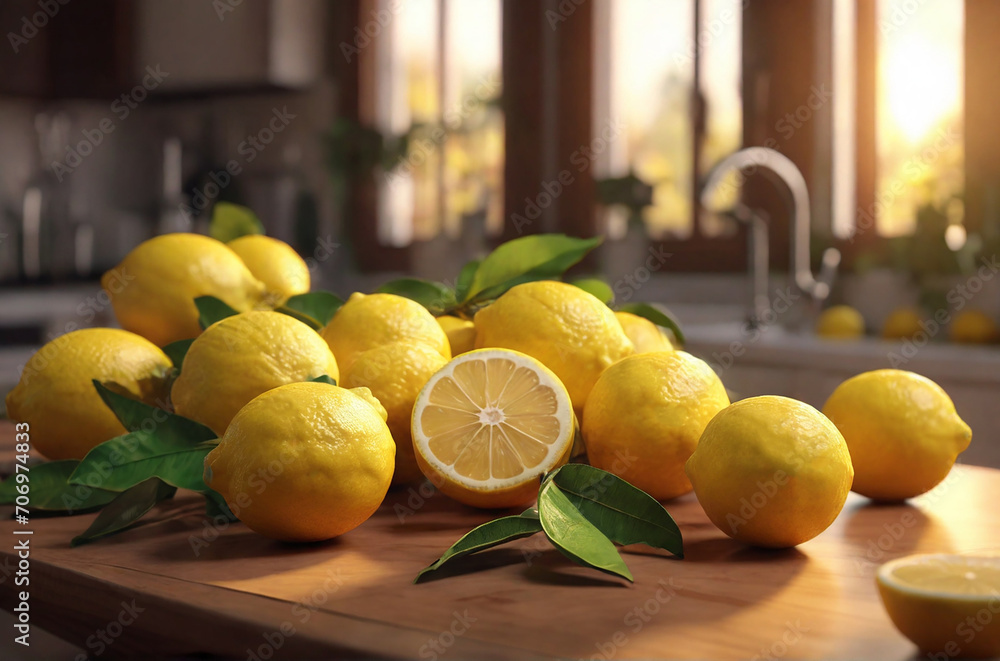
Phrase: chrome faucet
[{"left": 700, "top": 147, "right": 841, "bottom": 306}]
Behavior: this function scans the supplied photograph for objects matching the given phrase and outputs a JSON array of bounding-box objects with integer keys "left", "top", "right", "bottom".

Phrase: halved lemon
[
  {"left": 877, "top": 553, "right": 1000, "bottom": 658},
  {"left": 411, "top": 348, "right": 576, "bottom": 509}
]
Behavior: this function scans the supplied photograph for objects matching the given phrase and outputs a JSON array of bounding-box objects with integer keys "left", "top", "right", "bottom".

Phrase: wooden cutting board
[{"left": 0, "top": 433, "right": 995, "bottom": 659}]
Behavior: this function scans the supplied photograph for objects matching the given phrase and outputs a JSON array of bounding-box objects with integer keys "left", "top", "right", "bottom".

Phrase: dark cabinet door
[{"left": 0, "top": 0, "right": 133, "bottom": 98}]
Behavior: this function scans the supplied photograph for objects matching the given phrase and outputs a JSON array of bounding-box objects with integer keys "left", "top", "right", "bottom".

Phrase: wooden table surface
[{"left": 0, "top": 418, "right": 996, "bottom": 659}]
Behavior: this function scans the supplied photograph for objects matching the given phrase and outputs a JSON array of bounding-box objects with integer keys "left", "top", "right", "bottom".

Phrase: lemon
[
  {"left": 816, "top": 304, "right": 865, "bottom": 339},
  {"left": 411, "top": 348, "right": 576, "bottom": 509},
  {"left": 436, "top": 315, "right": 476, "bottom": 356},
  {"left": 614, "top": 311, "right": 674, "bottom": 353},
  {"left": 5, "top": 328, "right": 172, "bottom": 460},
  {"left": 877, "top": 554, "right": 1000, "bottom": 658},
  {"left": 583, "top": 351, "right": 728, "bottom": 500},
  {"left": 204, "top": 382, "right": 394, "bottom": 541},
  {"left": 227, "top": 235, "right": 310, "bottom": 305},
  {"left": 882, "top": 307, "right": 924, "bottom": 340},
  {"left": 473, "top": 281, "right": 633, "bottom": 412},
  {"left": 321, "top": 293, "right": 451, "bottom": 373},
  {"left": 341, "top": 342, "right": 448, "bottom": 486},
  {"left": 822, "top": 369, "right": 971, "bottom": 501},
  {"left": 102, "top": 233, "right": 265, "bottom": 347},
  {"left": 685, "top": 395, "right": 854, "bottom": 548},
  {"left": 949, "top": 309, "right": 998, "bottom": 344},
  {"left": 171, "top": 311, "right": 339, "bottom": 436}
]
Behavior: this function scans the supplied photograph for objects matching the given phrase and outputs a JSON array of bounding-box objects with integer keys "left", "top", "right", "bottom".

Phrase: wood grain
[{"left": 0, "top": 415, "right": 995, "bottom": 659}]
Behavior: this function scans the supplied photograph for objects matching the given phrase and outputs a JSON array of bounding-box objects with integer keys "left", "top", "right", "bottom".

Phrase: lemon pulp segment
[{"left": 415, "top": 349, "right": 574, "bottom": 489}]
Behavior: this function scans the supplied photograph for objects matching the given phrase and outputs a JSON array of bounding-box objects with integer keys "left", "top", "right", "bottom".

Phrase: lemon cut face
[{"left": 411, "top": 348, "right": 575, "bottom": 508}]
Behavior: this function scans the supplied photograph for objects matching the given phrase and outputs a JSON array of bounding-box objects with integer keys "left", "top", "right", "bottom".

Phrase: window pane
[
  {"left": 600, "top": 0, "right": 742, "bottom": 239},
  {"left": 606, "top": 0, "right": 695, "bottom": 238},
  {"left": 876, "top": 0, "right": 964, "bottom": 237},
  {"left": 443, "top": 0, "right": 503, "bottom": 238},
  {"left": 698, "top": 0, "right": 743, "bottom": 238}
]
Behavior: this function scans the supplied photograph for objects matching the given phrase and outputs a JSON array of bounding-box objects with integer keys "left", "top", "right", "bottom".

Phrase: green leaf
[
  {"left": 210, "top": 202, "right": 264, "bottom": 243},
  {"left": 377, "top": 278, "right": 456, "bottom": 314},
  {"left": 93, "top": 381, "right": 215, "bottom": 439},
  {"left": 571, "top": 278, "right": 614, "bottom": 304},
  {"left": 454, "top": 260, "right": 480, "bottom": 302},
  {"left": 548, "top": 464, "right": 683, "bottom": 558},
  {"left": 415, "top": 509, "right": 542, "bottom": 583},
  {"left": 195, "top": 295, "right": 239, "bottom": 330},
  {"left": 69, "top": 431, "right": 215, "bottom": 493},
  {"left": 617, "top": 302, "right": 686, "bottom": 346},
  {"left": 463, "top": 234, "right": 603, "bottom": 302},
  {"left": 310, "top": 374, "right": 337, "bottom": 386},
  {"left": 0, "top": 461, "right": 117, "bottom": 513},
  {"left": 205, "top": 489, "right": 238, "bottom": 522},
  {"left": 71, "top": 478, "right": 176, "bottom": 547},
  {"left": 537, "top": 480, "right": 633, "bottom": 582},
  {"left": 280, "top": 291, "right": 344, "bottom": 329},
  {"left": 162, "top": 339, "right": 194, "bottom": 371}
]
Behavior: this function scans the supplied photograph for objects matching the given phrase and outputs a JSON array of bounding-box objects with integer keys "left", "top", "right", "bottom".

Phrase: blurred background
[{"left": 0, "top": 0, "right": 997, "bottom": 463}]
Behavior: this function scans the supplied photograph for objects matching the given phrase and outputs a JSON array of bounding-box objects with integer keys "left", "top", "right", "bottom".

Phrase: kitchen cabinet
[{"left": 0, "top": 0, "right": 324, "bottom": 98}]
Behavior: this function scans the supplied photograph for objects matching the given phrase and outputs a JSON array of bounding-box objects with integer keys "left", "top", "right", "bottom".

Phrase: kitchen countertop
[{"left": 0, "top": 424, "right": 994, "bottom": 659}]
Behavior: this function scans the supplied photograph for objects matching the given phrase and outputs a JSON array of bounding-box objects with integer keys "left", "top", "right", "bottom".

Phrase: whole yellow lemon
[
  {"left": 5, "top": 328, "right": 172, "bottom": 460},
  {"left": 822, "top": 369, "right": 971, "bottom": 500},
  {"left": 171, "top": 310, "right": 339, "bottom": 436},
  {"left": 583, "top": 351, "right": 729, "bottom": 500},
  {"left": 341, "top": 342, "right": 448, "bottom": 486},
  {"left": 474, "top": 281, "right": 633, "bottom": 412},
  {"left": 102, "top": 233, "right": 265, "bottom": 346},
  {"left": 949, "top": 309, "right": 997, "bottom": 344},
  {"left": 321, "top": 293, "right": 451, "bottom": 373},
  {"left": 614, "top": 311, "right": 674, "bottom": 353},
  {"left": 227, "top": 235, "right": 310, "bottom": 305},
  {"left": 435, "top": 315, "right": 476, "bottom": 356},
  {"left": 816, "top": 305, "right": 865, "bottom": 339},
  {"left": 204, "top": 382, "right": 394, "bottom": 541},
  {"left": 882, "top": 306, "right": 924, "bottom": 340},
  {"left": 686, "top": 395, "right": 854, "bottom": 548}
]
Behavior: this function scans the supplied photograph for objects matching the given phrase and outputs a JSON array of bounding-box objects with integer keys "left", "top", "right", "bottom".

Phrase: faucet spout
[{"left": 700, "top": 147, "right": 840, "bottom": 302}]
